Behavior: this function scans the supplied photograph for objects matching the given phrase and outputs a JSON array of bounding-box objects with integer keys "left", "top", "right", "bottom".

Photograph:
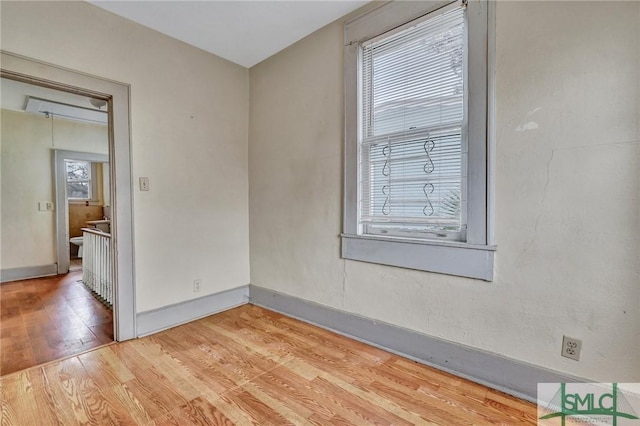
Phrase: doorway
[
  {"left": 54, "top": 150, "right": 110, "bottom": 275},
  {"left": 0, "top": 52, "right": 136, "bottom": 365}
]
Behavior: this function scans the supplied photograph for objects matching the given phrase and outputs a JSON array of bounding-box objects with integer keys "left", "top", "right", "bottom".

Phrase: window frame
[{"left": 342, "top": 0, "right": 495, "bottom": 281}]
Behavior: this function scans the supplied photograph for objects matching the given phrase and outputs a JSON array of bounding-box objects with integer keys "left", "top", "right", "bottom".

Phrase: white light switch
[
  {"left": 38, "top": 201, "right": 55, "bottom": 211},
  {"left": 139, "top": 177, "right": 150, "bottom": 191}
]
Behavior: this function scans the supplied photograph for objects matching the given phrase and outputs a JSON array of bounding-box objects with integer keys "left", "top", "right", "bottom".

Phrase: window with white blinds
[
  {"left": 359, "top": 5, "right": 466, "bottom": 240},
  {"left": 342, "top": 0, "right": 493, "bottom": 280}
]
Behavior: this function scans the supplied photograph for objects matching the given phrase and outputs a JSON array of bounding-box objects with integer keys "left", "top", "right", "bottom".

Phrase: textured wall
[{"left": 249, "top": 2, "right": 640, "bottom": 381}]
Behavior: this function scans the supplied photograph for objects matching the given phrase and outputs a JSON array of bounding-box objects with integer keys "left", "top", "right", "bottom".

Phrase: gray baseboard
[
  {"left": 249, "top": 285, "right": 587, "bottom": 403},
  {"left": 0, "top": 264, "right": 58, "bottom": 283},
  {"left": 137, "top": 285, "right": 250, "bottom": 337}
]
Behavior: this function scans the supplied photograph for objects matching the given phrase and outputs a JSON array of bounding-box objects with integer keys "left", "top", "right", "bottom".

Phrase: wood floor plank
[
  {"left": 191, "top": 323, "right": 294, "bottom": 382},
  {"left": 171, "top": 396, "right": 235, "bottom": 426},
  {"left": 77, "top": 347, "right": 133, "bottom": 389},
  {"left": 40, "top": 358, "right": 92, "bottom": 425},
  {"left": 318, "top": 374, "right": 435, "bottom": 425},
  {"left": 206, "top": 314, "right": 314, "bottom": 361},
  {"left": 200, "top": 320, "right": 294, "bottom": 366},
  {"left": 0, "top": 305, "right": 537, "bottom": 425},
  {"left": 240, "top": 382, "right": 311, "bottom": 424},
  {"left": 351, "top": 361, "right": 498, "bottom": 424},
  {"left": 484, "top": 389, "right": 539, "bottom": 424},
  {"left": 368, "top": 378, "right": 488, "bottom": 425},
  {"left": 43, "top": 355, "right": 137, "bottom": 425},
  {"left": 310, "top": 376, "right": 412, "bottom": 425},
  {"left": 101, "top": 382, "right": 155, "bottom": 425},
  {"left": 0, "top": 370, "right": 41, "bottom": 426},
  {"left": 221, "top": 389, "right": 294, "bottom": 425},
  {"left": 129, "top": 339, "right": 202, "bottom": 401},
  {"left": 201, "top": 391, "right": 262, "bottom": 425},
  {"left": 259, "top": 359, "right": 417, "bottom": 426},
  {"left": 23, "top": 368, "right": 67, "bottom": 426},
  {"left": 138, "top": 328, "right": 261, "bottom": 421},
  {"left": 144, "top": 334, "right": 238, "bottom": 396},
  {"left": 251, "top": 366, "right": 331, "bottom": 420},
  {"left": 308, "top": 412, "right": 353, "bottom": 425}
]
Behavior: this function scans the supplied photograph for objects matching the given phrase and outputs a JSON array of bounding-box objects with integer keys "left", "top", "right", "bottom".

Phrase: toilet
[
  {"left": 70, "top": 236, "right": 84, "bottom": 258},
  {"left": 69, "top": 206, "right": 110, "bottom": 259}
]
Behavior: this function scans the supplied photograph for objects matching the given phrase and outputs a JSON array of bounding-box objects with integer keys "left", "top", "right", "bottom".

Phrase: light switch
[
  {"left": 139, "top": 177, "right": 150, "bottom": 191},
  {"left": 38, "top": 201, "right": 55, "bottom": 211}
]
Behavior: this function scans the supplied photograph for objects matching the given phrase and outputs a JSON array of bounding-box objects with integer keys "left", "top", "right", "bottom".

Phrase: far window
[
  {"left": 65, "top": 160, "right": 92, "bottom": 200},
  {"left": 342, "top": 0, "right": 495, "bottom": 280}
]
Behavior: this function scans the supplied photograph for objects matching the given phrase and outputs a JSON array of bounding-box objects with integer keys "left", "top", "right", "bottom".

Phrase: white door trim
[{"left": 1, "top": 50, "right": 137, "bottom": 341}]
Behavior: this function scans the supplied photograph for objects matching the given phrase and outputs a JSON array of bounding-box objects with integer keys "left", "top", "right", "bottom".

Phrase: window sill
[
  {"left": 340, "top": 233, "right": 495, "bottom": 281},
  {"left": 68, "top": 200, "right": 102, "bottom": 205}
]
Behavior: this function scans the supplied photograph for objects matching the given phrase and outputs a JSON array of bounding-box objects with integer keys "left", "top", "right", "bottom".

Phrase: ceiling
[{"left": 89, "top": 1, "right": 369, "bottom": 68}]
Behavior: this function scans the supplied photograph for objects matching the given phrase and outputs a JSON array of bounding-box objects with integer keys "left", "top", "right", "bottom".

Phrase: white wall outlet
[
  {"left": 193, "top": 279, "right": 201, "bottom": 292},
  {"left": 561, "top": 335, "right": 582, "bottom": 361},
  {"left": 139, "top": 177, "right": 150, "bottom": 191},
  {"left": 38, "top": 201, "right": 55, "bottom": 211}
]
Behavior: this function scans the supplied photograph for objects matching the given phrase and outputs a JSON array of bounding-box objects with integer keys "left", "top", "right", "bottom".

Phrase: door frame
[
  {"left": 54, "top": 150, "right": 109, "bottom": 274},
  {"left": 1, "top": 50, "right": 137, "bottom": 341}
]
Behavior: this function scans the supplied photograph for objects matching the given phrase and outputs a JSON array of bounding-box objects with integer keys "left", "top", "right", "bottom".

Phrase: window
[
  {"left": 342, "top": 0, "right": 495, "bottom": 280},
  {"left": 361, "top": 6, "right": 466, "bottom": 241},
  {"left": 65, "top": 160, "right": 92, "bottom": 200}
]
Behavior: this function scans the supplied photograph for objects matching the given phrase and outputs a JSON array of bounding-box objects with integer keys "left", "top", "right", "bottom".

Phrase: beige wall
[
  {"left": 249, "top": 1, "right": 640, "bottom": 382},
  {"left": 1, "top": 1, "right": 250, "bottom": 312},
  {"left": 69, "top": 205, "right": 104, "bottom": 238},
  {"left": 0, "top": 109, "right": 108, "bottom": 269}
]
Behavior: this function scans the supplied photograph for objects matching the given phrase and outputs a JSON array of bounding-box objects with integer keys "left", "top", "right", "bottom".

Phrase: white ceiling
[{"left": 89, "top": 1, "right": 368, "bottom": 68}]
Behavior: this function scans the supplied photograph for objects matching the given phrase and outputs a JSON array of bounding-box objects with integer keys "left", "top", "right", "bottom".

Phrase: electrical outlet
[
  {"left": 139, "top": 177, "right": 150, "bottom": 191},
  {"left": 561, "top": 335, "right": 582, "bottom": 361},
  {"left": 193, "top": 279, "right": 201, "bottom": 292}
]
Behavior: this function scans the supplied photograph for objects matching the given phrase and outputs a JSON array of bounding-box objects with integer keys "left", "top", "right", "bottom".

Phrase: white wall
[
  {"left": 249, "top": 1, "right": 640, "bottom": 382},
  {"left": 0, "top": 109, "right": 108, "bottom": 268},
  {"left": 1, "top": 1, "right": 250, "bottom": 312}
]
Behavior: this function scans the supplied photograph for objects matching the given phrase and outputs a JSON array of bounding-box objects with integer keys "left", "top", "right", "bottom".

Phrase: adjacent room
[
  {"left": 0, "top": 79, "right": 114, "bottom": 374},
  {"left": 1, "top": 0, "right": 638, "bottom": 424}
]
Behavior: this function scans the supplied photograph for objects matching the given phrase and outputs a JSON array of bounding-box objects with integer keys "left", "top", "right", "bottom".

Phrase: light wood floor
[
  {"left": 0, "top": 304, "right": 537, "bottom": 425},
  {"left": 0, "top": 272, "right": 113, "bottom": 375}
]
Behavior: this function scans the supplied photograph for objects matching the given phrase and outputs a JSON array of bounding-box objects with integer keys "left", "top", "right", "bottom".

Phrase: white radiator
[{"left": 81, "top": 228, "right": 113, "bottom": 308}]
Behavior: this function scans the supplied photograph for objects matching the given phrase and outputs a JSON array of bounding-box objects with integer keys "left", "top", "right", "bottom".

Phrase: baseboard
[
  {"left": 137, "top": 285, "right": 250, "bottom": 337},
  {"left": 249, "top": 285, "right": 587, "bottom": 403},
  {"left": 0, "top": 264, "right": 58, "bottom": 283}
]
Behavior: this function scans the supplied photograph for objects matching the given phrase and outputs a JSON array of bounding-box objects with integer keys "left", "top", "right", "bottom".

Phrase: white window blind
[{"left": 360, "top": 5, "right": 466, "bottom": 240}]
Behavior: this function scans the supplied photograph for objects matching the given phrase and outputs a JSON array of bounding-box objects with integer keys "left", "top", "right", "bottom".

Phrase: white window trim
[{"left": 342, "top": 0, "right": 495, "bottom": 281}]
